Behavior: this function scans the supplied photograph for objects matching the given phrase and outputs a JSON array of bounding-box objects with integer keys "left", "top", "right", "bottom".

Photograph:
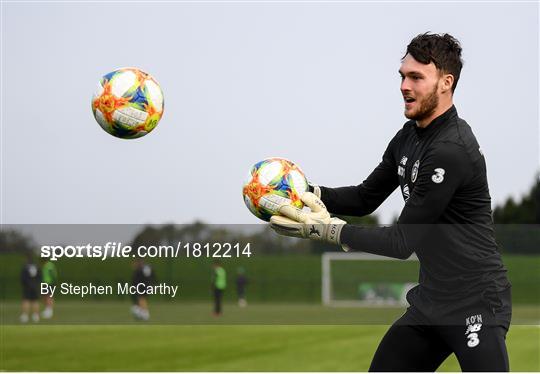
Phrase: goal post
[{"left": 322, "top": 252, "right": 419, "bottom": 307}]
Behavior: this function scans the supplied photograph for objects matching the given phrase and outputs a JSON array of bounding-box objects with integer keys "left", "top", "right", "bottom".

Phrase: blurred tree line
[
  {"left": 492, "top": 176, "right": 540, "bottom": 254},
  {"left": 130, "top": 221, "right": 329, "bottom": 255},
  {"left": 1, "top": 177, "right": 538, "bottom": 255},
  {"left": 493, "top": 175, "right": 539, "bottom": 224},
  {"left": 0, "top": 229, "right": 35, "bottom": 253}
]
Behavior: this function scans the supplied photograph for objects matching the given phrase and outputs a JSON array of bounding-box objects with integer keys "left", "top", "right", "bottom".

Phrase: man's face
[{"left": 399, "top": 54, "right": 441, "bottom": 122}]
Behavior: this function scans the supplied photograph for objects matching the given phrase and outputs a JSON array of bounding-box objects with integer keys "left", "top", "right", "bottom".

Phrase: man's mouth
[{"left": 404, "top": 96, "right": 416, "bottom": 109}]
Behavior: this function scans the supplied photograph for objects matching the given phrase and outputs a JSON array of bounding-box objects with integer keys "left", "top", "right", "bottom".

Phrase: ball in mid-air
[
  {"left": 243, "top": 157, "right": 308, "bottom": 222},
  {"left": 92, "top": 67, "right": 164, "bottom": 139}
]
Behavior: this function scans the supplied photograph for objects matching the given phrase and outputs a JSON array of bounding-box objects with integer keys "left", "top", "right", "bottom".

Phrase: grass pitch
[{"left": 1, "top": 302, "right": 539, "bottom": 371}]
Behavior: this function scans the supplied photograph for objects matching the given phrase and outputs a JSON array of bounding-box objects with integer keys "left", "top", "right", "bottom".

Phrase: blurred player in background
[
  {"left": 20, "top": 252, "right": 41, "bottom": 323},
  {"left": 131, "top": 258, "right": 154, "bottom": 321},
  {"left": 211, "top": 261, "right": 227, "bottom": 316},
  {"left": 236, "top": 266, "right": 248, "bottom": 307},
  {"left": 270, "top": 33, "right": 511, "bottom": 371},
  {"left": 41, "top": 256, "right": 58, "bottom": 319}
]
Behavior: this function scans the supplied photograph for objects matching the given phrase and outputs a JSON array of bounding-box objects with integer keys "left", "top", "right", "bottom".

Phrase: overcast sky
[{"left": 1, "top": 1, "right": 538, "bottom": 226}]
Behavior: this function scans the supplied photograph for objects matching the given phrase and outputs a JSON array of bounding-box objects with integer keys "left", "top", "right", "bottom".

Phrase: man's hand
[{"left": 270, "top": 192, "right": 346, "bottom": 245}]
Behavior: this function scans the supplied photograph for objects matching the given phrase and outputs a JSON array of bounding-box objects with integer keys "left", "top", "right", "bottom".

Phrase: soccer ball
[
  {"left": 92, "top": 67, "right": 164, "bottom": 139},
  {"left": 242, "top": 157, "right": 308, "bottom": 222}
]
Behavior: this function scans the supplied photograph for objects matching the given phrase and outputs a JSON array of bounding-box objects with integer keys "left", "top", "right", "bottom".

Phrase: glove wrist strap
[
  {"left": 312, "top": 185, "right": 321, "bottom": 199},
  {"left": 327, "top": 223, "right": 345, "bottom": 246}
]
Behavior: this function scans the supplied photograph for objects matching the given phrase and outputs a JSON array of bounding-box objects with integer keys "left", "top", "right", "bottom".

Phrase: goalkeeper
[{"left": 271, "top": 32, "right": 511, "bottom": 372}]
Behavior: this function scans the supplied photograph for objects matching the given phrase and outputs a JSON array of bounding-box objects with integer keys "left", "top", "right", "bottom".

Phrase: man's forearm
[
  {"left": 340, "top": 224, "right": 414, "bottom": 260},
  {"left": 320, "top": 185, "right": 377, "bottom": 216}
]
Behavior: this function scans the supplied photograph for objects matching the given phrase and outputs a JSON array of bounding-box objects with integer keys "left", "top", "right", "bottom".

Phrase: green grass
[
  {"left": 1, "top": 302, "right": 539, "bottom": 371},
  {"left": 1, "top": 325, "right": 538, "bottom": 371}
]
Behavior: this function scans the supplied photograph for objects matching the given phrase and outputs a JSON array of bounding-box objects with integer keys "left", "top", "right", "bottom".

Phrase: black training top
[
  {"left": 20, "top": 262, "right": 41, "bottom": 291},
  {"left": 132, "top": 264, "right": 155, "bottom": 286},
  {"left": 320, "top": 106, "right": 510, "bottom": 314}
]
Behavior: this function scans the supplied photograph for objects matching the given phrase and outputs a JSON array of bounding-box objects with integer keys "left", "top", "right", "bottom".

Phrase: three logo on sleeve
[
  {"left": 464, "top": 314, "right": 483, "bottom": 348},
  {"left": 432, "top": 168, "right": 445, "bottom": 183}
]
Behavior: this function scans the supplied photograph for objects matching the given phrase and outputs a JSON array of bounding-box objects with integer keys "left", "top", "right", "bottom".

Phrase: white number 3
[
  {"left": 467, "top": 333, "right": 480, "bottom": 348},
  {"left": 432, "top": 168, "right": 445, "bottom": 184}
]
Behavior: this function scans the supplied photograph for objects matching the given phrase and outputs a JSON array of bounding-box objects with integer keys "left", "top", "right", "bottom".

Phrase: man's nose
[{"left": 400, "top": 78, "right": 411, "bottom": 93}]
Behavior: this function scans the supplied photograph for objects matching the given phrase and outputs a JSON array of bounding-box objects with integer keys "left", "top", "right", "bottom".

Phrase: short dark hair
[{"left": 404, "top": 32, "right": 463, "bottom": 92}]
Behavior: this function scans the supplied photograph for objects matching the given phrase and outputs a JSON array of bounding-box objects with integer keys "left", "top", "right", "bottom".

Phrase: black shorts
[
  {"left": 131, "top": 283, "right": 149, "bottom": 304},
  {"left": 370, "top": 288, "right": 512, "bottom": 372},
  {"left": 22, "top": 287, "right": 39, "bottom": 301}
]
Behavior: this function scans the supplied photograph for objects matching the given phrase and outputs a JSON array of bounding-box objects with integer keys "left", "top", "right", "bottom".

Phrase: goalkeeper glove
[
  {"left": 307, "top": 182, "right": 321, "bottom": 198},
  {"left": 270, "top": 192, "right": 346, "bottom": 246}
]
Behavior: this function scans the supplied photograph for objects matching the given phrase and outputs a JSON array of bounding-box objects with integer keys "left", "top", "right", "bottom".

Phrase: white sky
[{"left": 1, "top": 1, "right": 538, "bottom": 225}]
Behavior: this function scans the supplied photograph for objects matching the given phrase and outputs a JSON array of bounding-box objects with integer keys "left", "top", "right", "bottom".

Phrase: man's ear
[{"left": 441, "top": 73, "right": 454, "bottom": 93}]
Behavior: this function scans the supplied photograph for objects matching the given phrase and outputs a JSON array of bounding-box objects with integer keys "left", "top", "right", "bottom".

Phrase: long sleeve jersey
[
  {"left": 132, "top": 264, "right": 155, "bottom": 286},
  {"left": 320, "top": 106, "right": 510, "bottom": 306},
  {"left": 21, "top": 263, "right": 41, "bottom": 291}
]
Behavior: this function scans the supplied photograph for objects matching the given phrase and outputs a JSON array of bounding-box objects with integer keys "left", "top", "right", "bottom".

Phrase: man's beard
[{"left": 405, "top": 84, "right": 439, "bottom": 122}]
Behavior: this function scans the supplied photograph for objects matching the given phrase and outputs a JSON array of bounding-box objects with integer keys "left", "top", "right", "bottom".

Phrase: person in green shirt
[
  {"left": 211, "top": 261, "right": 226, "bottom": 316},
  {"left": 41, "top": 258, "right": 58, "bottom": 319}
]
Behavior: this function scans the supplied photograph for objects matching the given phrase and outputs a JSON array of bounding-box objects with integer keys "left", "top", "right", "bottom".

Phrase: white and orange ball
[
  {"left": 92, "top": 67, "right": 164, "bottom": 139},
  {"left": 242, "top": 157, "right": 308, "bottom": 222}
]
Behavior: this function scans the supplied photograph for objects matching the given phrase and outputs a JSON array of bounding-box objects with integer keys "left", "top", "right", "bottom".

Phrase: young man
[
  {"left": 20, "top": 253, "right": 41, "bottom": 323},
  {"left": 41, "top": 257, "right": 58, "bottom": 319},
  {"left": 130, "top": 258, "right": 154, "bottom": 321},
  {"left": 211, "top": 261, "right": 227, "bottom": 316},
  {"left": 271, "top": 33, "right": 511, "bottom": 371}
]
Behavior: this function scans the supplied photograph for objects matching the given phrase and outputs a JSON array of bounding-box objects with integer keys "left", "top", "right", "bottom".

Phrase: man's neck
[{"left": 416, "top": 101, "right": 454, "bottom": 128}]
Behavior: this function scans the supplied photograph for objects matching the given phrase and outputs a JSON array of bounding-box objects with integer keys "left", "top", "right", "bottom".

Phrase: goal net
[{"left": 322, "top": 252, "right": 419, "bottom": 307}]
